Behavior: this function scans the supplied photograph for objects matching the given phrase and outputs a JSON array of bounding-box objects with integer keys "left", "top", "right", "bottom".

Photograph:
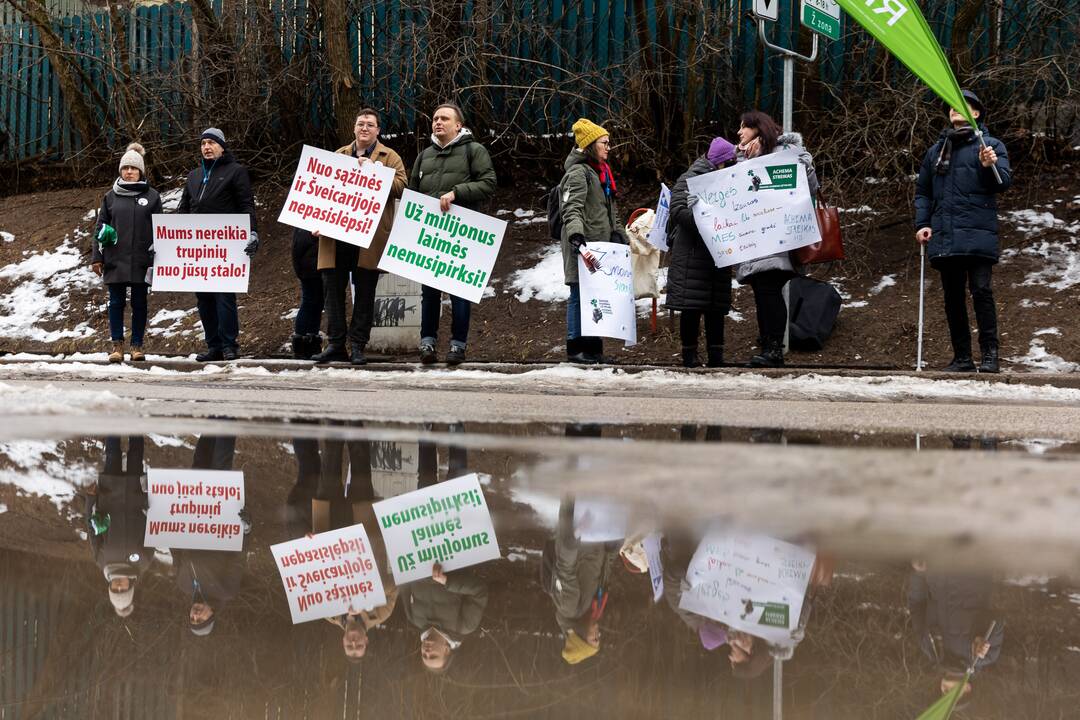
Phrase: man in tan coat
[{"left": 312, "top": 109, "right": 408, "bottom": 365}]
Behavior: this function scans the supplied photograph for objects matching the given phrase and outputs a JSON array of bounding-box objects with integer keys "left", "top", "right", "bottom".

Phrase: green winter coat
[
  {"left": 558, "top": 149, "right": 628, "bottom": 285},
  {"left": 402, "top": 571, "right": 489, "bottom": 639},
  {"left": 408, "top": 130, "right": 497, "bottom": 212},
  {"left": 552, "top": 500, "right": 615, "bottom": 633}
]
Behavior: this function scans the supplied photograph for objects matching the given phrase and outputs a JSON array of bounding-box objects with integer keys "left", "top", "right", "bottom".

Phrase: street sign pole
[{"left": 757, "top": 20, "right": 818, "bottom": 134}]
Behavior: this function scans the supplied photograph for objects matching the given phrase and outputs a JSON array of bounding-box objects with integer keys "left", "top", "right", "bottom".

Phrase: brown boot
[
  {"left": 130, "top": 345, "right": 145, "bottom": 362},
  {"left": 108, "top": 342, "right": 124, "bottom": 364}
]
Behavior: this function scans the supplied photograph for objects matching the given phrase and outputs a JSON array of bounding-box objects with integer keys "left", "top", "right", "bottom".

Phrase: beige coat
[{"left": 317, "top": 140, "right": 408, "bottom": 271}]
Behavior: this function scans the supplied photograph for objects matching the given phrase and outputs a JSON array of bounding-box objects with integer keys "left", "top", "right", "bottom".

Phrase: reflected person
[
  {"left": 85, "top": 436, "right": 150, "bottom": 618},
  {"left": 402, "top": 562, "right": 489, "bottom": 673}
]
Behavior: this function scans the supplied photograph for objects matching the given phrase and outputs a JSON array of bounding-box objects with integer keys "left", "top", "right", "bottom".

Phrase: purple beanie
[{"left": 707, "top": 137, "right": 737, "bottom": 167}]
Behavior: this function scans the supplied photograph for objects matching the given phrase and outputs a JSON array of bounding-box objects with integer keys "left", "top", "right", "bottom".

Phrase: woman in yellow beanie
[{"left": 556, "top": 119, "right": 629, "bottom": 364}]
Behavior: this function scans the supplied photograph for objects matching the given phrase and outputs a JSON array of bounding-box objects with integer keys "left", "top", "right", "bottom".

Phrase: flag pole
[
  {"left": 974, "top": 131, "right": 1005, "bottom": 185},
  {"left": 917, "top": 244, "right": 926, "bottom": 372}
]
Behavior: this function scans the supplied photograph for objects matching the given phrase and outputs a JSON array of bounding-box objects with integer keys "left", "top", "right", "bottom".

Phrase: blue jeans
[
  {"left": 295, "top": 276, "right": 323, "bottom": 336},
  {"left": 108, "top": 283, "right": 148, "bottom": 345},
  {"left": 195, "top": 292, "right": 239, "bottom": 351},
  {"left": 420, "top": 285, "right": 471, "bottom": 349},
  {"left": 566, "top": 283, "right": 581, "bottom": 340}
]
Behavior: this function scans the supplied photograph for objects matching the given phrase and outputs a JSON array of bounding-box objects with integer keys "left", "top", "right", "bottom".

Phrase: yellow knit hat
[
  {"left": 561, "top": 630, "right": 600, "bottom": 665},
  {"left": 572, "top": 118, "right": 609, "bottom": 151}
]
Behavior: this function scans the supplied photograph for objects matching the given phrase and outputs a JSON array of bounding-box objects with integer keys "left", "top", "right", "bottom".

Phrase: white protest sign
[
  {"left": 577, "top": 242, "right": 637, "bottom": 346},
  {"left": 647, "top": 183, "right": 671, "bottom": 251},
  {"left": 151, "top": 214, "right": 251, "bottom": 293},
  {"left": 372, "top": 473, "right": 500, "bottom": 585},
  {"left": 277, "top": 144, "right": 396, "bottom": 248},
  {"left": 678, "top": 530, "right": 815, "bottom": 648},
  {"left": 643, "top": 533, "right": 664, "bottom": 602},
  {"left": 377, "top": 188, "right": 505, "bottom": 303},
  {"left": 685, "top": 150, "right": 820, "bottom": 269},
  {"left": 143, "top": 468, "right": 245, "bottom": 551},
  {"left": 270, "top": 524, "right": 387, "bottom": 624}
]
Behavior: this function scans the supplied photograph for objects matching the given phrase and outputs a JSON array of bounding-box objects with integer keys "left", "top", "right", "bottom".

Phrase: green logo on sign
[{"left": 747, "top": 164, "right": 797, "bottom": 191}]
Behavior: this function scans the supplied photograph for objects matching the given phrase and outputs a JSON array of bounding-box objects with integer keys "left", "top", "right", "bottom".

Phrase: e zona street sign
[{"left": 801, "top": 0, "right": 841, "bottom": 41}]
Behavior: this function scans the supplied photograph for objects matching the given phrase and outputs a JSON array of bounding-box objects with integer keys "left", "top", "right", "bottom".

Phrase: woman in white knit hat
[{"left": 92, "top": 143, "right": 162, "bottom": 362}]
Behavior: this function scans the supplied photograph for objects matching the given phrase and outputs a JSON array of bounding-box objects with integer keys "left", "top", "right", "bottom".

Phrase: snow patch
[
  {"left": 1005, "top": 209, "right": 1064, "bottom": 234},
  {"left": 1007, "top": 338, "right": 1079, "bottom": 373},
  {"left": 148, "top": 434, "right": 192, "bottom": 448},
  {"left": 281, "top": 308, "right": 299, "bottom": 320},
  {"left": 1019, "top": 299, "right": 1049, "bottom": 308},
  {"left": 0, "top": 231, "right": 13, "bottom": 243},
  {"left": 1034, "top": 327, "right": 1061, "bottom": 336},
  {"left": 0, "top": 503, "right": 6, "bottom": 513},
  {"left": 1004, "top": 438, "right": 1069, "bottom": 455},
  {"left": 845, "top": 301, "right": 869, "bottom": 309},
  {"left": 0, "top": 440, "right": 96, "bottom": 510},
  {"left": 508, "top": 246, "right": 569, "bottom": 303},
  {"left": 160, "top": 188, "right": 184, "bottom": 212},
  {"left": 868, "top": 275, "right": 896, "bottom": 296},
  {"left": 0, "top": 381, "right": 130, "bottom": 415},
  {"left": 838, "top": 206, "right": 878, "bottom": 215},
  {"left": 81, "top": 209, "right": 97, "bottom": 221}
]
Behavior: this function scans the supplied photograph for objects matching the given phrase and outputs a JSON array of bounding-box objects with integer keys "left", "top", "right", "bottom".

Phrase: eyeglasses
[
  {"left": 596, "top": 140, "right": 611, "bottom": 147},
  {"left": 355, "top": 123, "right": 378, "bottom": 130}
]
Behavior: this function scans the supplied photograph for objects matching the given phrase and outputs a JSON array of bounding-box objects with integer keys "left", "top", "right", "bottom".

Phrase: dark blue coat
[{"left": 915, "top": 125, "right": 1011, "bottom": 265}]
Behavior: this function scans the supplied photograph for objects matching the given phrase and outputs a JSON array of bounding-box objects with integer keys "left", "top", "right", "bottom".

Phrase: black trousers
[
  {"left": 322, "top": 242, "right": 380, "bottom": 347},
  {"left": 679, "top": 310, "right": 725, "bottom": 349},
  {"left": 747, "top": 270, "right": 793, "bottom": 343},
  {"left": 937, "top": 257, "right": 998, "bottom": 356}
]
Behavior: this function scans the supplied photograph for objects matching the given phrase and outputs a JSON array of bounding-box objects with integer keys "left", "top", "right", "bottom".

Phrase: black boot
[
  {"left": 706, "top": 345, "right": 724, "bottom": 368},
  {"left": 681, "top": 346, "right": 701, "bottom": 368},
  {"left": 290, "top": 335, "right": 308, "bottom": 360},
  {"left": 748, "top": 339, "right": 784, "bottom": 368},
  {"left": 304, "top": 334, "right": 323, "bottom": 359},
  {"left": 312, "top": 344, "right": 348, "bottom": 364},
  {"left": 351, "top": 344, "right": 368, "bottom": 366},
  {"left": 978, "top": 343, "right": 999, "bottom": 374},
  {"left": 943, "top": 355, "right": 976, "bottom": 372},
  {"left": 566, "top": 338, "right": 589, "bottom": 363},
  {"left": 196, "top": 347, "right": 224, "bottom": 362}
]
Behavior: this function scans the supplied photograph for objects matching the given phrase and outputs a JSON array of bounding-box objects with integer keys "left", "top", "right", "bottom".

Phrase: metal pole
[
  {"left": 782, "top": 56, "right": 794, "bottom": 133},
  {"left": 773, "top": 658, "right": 783, "bottom": 720},
  {"left": 917, "top": 244, "right": 926, "bottom": 371}
]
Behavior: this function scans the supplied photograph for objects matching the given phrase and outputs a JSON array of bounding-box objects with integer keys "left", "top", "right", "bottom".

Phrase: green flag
[
  {"left": 834, "top": 0, "right": 979, "bottom": 128},
  {"left": 913, "top": 671, "right": 969, "bottom": 720}
]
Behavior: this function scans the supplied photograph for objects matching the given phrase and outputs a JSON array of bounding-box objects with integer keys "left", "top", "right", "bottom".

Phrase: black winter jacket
[
  {"left": 915, "top": 125, "right": 1010, "bottom": 266},
  {"left": 665, "top": 155, "right": 732, "bottom": 312},
  {"left": 92, "top": 183, "right": 161, "bottom": 285},
  {"left": 177, "top": 151, "right": 259, "bottom": 232},
  {"left": 291, "top": 228, "right": 319, "bottom": 281}
]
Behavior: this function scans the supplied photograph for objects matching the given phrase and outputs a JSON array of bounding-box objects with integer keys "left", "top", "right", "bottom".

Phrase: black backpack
[
  {"left": 546, "top": 185, "right": 563, "bottom": 242},
  {"left": 787, "top": 277, "right": 842, "bottom": 351}
]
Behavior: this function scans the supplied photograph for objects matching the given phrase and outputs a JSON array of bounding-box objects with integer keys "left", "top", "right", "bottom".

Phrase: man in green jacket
[
  {"left": 411, "top": 103, "right": 497, "bottom": 365},
  {"left": 402, "top": 563, "right": 489, "bottom": 673}
]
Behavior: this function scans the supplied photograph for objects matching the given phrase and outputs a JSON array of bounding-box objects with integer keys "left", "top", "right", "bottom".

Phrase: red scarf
[{"left": 587, "top": 159, "right": 617, "bottom": 196}]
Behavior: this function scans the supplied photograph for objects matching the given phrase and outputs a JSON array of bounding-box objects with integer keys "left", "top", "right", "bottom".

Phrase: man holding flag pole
[{"left": 832, "top": 0, "right": 1011, "bottom": 372}]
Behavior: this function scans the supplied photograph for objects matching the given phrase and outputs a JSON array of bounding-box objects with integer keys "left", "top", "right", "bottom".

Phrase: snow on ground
[
  {"left": 148, "top": 434, "right": 193, "bottom": 448},
  {"left": 81, "top": 209, "right": 96, "bottom": 221},
  {"left": 1004, "top": 438, "right": 1070, "bottom": 455},
  {"left": 838, "top": 206, "right": 878, "bottom": 215},
  {"left": 1007, "top": 337, "right": 1079, "bottom": 373},
  {"left": 1006, "top": 209, "right": 1066, "bottom": 234},
  {"left": 867, "top": 275, "right": 897, "bottom": 296},
  {"left": 149, "top": 307, "right": 198, "bottom": 337},
  {"left": 1020, "top": 299, "right": 1050, "bottom": 308},
  {"left": 160, "top": 188, "right": 184, "bottom": 212},
  {"left": 281, "top": 308, "right": 299, "bottom": 320},
  {"left": 1000, "top": 209, "right": 1080, "bottom": 290},
  {"left": 0, "top": 440, "right": 96, "bottom": 510},
  {"left": 508, "top": 245, "right": 569, "bottom": 302},
  {"left": 0, "top": 231, "right": 13, "bottom": 242},
  {"left": 0, "top": 381, "right": 130, "bottom": 414},
  {"left": 0, "top": 230, "right": 100, "bottom": 341}
]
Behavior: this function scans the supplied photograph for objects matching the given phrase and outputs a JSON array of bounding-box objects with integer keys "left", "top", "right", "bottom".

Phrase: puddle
[{"left": 1, "top": 424, "right": 1078, "bottom": 718}]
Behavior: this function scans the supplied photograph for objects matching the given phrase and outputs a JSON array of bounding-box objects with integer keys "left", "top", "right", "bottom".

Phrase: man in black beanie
[{"left": 178, "top": 127, "right": 260, "bottom": 362}]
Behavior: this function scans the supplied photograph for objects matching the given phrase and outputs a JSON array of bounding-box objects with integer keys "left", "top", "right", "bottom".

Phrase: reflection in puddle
[{"left": 0, "top": 425, "right": 1078, "bottom": 719}]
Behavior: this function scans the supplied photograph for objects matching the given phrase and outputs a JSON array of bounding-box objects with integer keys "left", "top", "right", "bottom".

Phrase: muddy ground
[{"left": 1, "top": 161, "right": 1078, "bottom": 370}]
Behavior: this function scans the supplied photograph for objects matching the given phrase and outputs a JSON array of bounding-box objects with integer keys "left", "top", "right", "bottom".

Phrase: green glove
[{"left": 97, "top": 224, "right": 117, "bottom": 247}]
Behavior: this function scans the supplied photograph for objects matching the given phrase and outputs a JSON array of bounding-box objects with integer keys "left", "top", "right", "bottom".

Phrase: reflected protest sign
[
  {"left": 151, "top": 214, "right": 251, "bottom": 293},
  {"left": 643, "top": 533, "right": 664, "bottom": 602},
  {"left": 647, "top": 183, "right": 671, "bottom": 252},
  {"left": 577, "top": 242, "right": 637, "bottom": 346},
  {"left": 277, "top": 144, "right": 396, "bottom": 248},
  {"left": 373, "top": 473, "right": 500, "bottom": 585},
  {"left": 573, "top": 496, "right": 630, "bottom": 542},
  {"left": 270, "top": 525, "right": 387, "bottom": 624},
  {"left": 678, "top": 529, "right": 815, "bottom": 647},
  {"left": 377, "top": 189, "right": 506, "bottom": 303},
  {"left": 685, "top": 150, "right": 820, "bottom": 269},
  {"left": 143, "top": 468, "right": 245, "bottom": 551}
]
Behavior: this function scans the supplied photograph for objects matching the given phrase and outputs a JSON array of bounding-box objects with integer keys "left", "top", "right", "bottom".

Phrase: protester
[
  {"left": 178, "top": 127, "right": 259, "bottom": 362},
  {"left": 734, "top": 111, "right": 819, "bottom": 368},
  {"left": 402, "top": 563, "right": 489, "bottom": 673},
  {"left": 549, "top": 497, "right": 616, "bottom": 664},
  {"left": 410, "top": 103, "right": 497, "bottom": 365},
  {"left": 289, "top": 228, "right": 323, "bottom": 359},
  {"left": 558, "top": 118, "right": 629, "bottom": 364},
  {"left": 915, "top": 90, "right": 1011, "bottom": 373},
  {"left": 175, "top": 549, "right": 245, "bottom": 637},
  {"left": 312, "top": 109, "right": 408, "bottom": 365},
  {"left": 84, "top": 436, "right": 150, "bottom": 617},
  {"left": 667, "top": 137, "right": 739, "bottom": 368},
  {"left": 92, "top": 143, "right": 160, "bottom": 363},
  {"left": 908, "top": 564, "right": 1003, "bottom": 701}
]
